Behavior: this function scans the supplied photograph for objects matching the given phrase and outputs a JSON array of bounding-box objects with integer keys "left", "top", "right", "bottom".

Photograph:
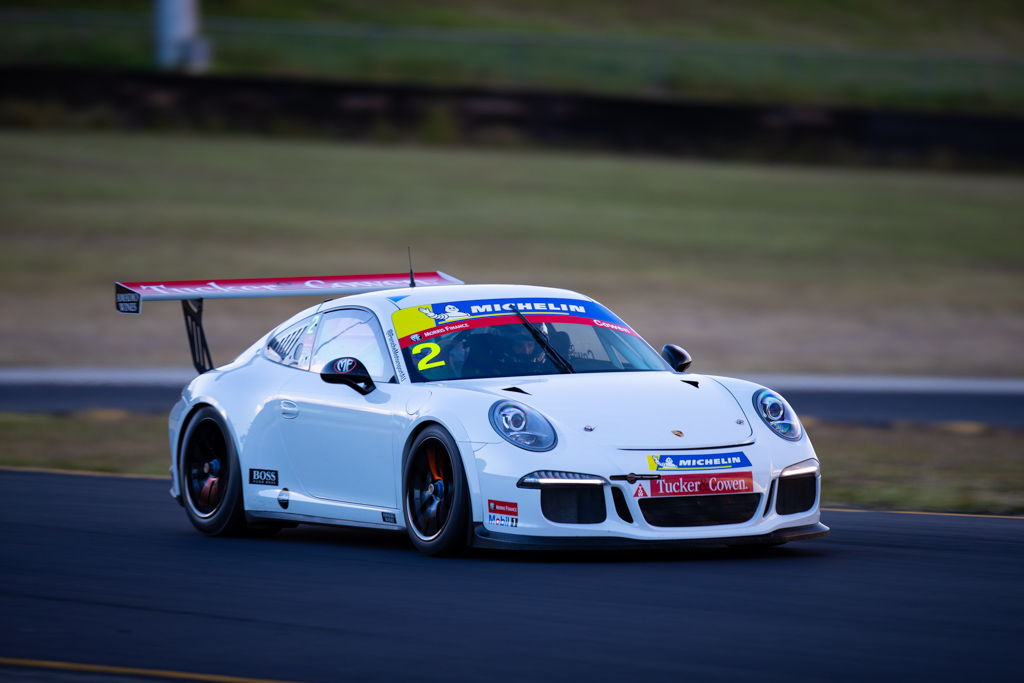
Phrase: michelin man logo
[
  {"left": 418, "top": 304, "right": 470, "bottom": 325},
  {"left": 652, "top": 455, "right": 678, "bottom": 470}
]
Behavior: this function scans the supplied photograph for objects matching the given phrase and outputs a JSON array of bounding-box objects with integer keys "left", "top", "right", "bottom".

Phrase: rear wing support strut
[{"left": 181, "top": 299, "right": 213, "bottom": 374}]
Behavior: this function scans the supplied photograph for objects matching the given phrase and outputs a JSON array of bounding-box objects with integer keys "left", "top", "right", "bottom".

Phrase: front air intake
[
  {"left": 776, "top": 474, "right": 817, "bottom": 515},
  {"left": 639, "top": 494, "right": 761, "bottom": 527},
  {"left": 611, "top": 487, "right": 634, "bottom": 523},
  {"left": 541, "top": 487, "right": 606, "bottom": 524}
]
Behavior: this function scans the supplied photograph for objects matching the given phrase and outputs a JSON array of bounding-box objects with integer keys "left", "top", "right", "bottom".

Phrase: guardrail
[{"left": 4, "top": 8, "right": 1023, "bottom": 114}]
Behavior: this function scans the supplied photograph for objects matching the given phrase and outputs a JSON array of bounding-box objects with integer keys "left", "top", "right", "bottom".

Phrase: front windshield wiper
[{"left": 511, "top": 305, "right": 575, "bottom": 374}]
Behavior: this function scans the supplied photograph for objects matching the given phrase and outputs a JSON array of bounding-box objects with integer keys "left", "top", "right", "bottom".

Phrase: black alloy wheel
[
  {"left": 403, "top": 426, "right": 470, "bottom": 556},
  {"left": 408, "top": 439, "right": 454, "bottom": 540},
  {"left": 183, "top": 418, "right": 228, "bottom": 517},
  {"left": 179, "top": 406, "right": 250, "bottom": 536}
]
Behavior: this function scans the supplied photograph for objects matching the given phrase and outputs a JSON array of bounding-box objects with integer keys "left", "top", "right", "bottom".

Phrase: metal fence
[{"left": 4, "top": 8, "right": 1023, "bottom": 112}]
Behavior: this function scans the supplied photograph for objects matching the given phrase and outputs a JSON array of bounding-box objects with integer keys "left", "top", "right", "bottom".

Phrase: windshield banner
[{"left": 391, "top": 297, "right": 637, "bottom": 348}]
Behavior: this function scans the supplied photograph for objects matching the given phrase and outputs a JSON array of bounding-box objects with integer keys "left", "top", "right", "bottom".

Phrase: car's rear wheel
[
  {"left": 180, "top": 406, "right": 267, "bottom": 536},
  {"left": 403, "top": 426, "right": 470, "bottom": 556}
]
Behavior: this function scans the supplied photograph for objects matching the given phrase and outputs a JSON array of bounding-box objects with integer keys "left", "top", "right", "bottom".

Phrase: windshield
[{"left": 392, "top": 296, "right": 669, "bottom": 382}]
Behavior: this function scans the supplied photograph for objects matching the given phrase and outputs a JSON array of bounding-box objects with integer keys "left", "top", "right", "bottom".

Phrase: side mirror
[
  {"left": 320, "top": 357, "right": 376, "bottom": 395},
  {"left": 661, "top": 344, "right": 692, "bottom": 372}
]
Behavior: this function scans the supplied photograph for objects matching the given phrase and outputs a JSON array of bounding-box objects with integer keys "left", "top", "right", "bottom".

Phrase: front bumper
[
  {"left": 473, "top": 522, "right": 830, "bottom": 550},
  {"left": 470, "top": 439, "right": 824, "bottom": 545}
]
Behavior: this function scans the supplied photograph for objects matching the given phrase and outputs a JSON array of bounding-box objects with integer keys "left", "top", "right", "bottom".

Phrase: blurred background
[{"left": 0, "top": 1, "right": 1021, "bottom": 512}]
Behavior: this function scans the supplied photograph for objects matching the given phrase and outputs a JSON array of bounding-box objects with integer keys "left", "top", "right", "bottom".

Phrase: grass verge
[
  {"left": 805, "top": 418, "right": 1024, "bottom": 515},
  {"left": 0, "top": 411, "right": 168, "bottom": 477},
  {"left": 1, "top": 412, "right": 1020, "bottom": 515},
  {"left": 0, "top": 131, "right": 1022, "bottom": 376}
]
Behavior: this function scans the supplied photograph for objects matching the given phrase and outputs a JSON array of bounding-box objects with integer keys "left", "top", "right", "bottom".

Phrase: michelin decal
[
  {"left": 647, "top": 452, "right": 752, "bottom": 472},
  {"left": 392, "top": 297, "right": 637, "bottom": 348}
]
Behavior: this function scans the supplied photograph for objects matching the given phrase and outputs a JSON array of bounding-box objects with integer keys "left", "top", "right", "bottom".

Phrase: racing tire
[
  {"left": 179, "top": 406, "right": 264, "bottom": 537},
  {"left": 402, "top": 425, "right": 471, "bottom": 557}
]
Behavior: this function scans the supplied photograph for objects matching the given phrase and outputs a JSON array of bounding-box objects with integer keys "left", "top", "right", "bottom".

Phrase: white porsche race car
[{"left": 116, "top": 272, "right": 828, "bottom": 555}]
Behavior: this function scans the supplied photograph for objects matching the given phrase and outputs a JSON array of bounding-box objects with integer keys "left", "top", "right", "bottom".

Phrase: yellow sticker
[{"left": 392, "top": 306, "right": 439, "bottom": 340}]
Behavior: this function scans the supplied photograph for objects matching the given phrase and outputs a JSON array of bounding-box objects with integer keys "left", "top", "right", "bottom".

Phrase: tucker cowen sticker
[
  {"left": 647, "top": 452, "right": 752, "bottom": 472},
  {"left": 391, "top": 297, "right": 638, "bottom": 349},
  {"left": 637, "top": 472, "right": 754, "bottom": 498}
]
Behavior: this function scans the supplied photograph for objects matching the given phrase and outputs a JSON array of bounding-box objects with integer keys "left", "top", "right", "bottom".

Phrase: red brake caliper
[
  {"left": 426, "top": 447, "right": 442, "bottom": 482},
  {"left": 199, "top": 477, "right": 220, "bottom": 508}
]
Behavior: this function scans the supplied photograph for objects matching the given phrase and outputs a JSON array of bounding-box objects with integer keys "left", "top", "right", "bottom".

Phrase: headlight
[
  {"left": 752, "top": 389, "right": 803, "bottom": 441},
  {"left": 488, "top": 400, "right": 557, "bottom": 451}
]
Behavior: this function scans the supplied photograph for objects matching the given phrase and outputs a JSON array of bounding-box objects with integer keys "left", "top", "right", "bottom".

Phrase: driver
[{"left": 502, "top": 325, "right": 547, "bottom": 371}]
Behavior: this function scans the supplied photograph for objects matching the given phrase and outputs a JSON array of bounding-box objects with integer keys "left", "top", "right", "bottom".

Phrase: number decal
[{"left": 412, "top": 342, "right": 446, "bottom": 371}]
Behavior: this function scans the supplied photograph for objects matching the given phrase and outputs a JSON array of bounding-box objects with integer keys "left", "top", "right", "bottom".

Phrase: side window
[
  {"left": 265, "top": 315, "right": 320, "bottom": 370},
  {"left": 312, "top": 309, "right": 394, "bottom": 381}
]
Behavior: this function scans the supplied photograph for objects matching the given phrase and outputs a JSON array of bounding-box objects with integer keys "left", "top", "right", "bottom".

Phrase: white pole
[{"left": 154, "top": 0, "right": 209, "bottom": 73}]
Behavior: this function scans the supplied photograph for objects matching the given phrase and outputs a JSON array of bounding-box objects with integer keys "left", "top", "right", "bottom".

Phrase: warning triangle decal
[{"left": 633, "top": 482, "right": 649, "bottom": 498}]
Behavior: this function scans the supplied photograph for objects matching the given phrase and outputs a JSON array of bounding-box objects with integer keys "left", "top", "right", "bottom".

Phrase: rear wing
[
  {"left": 115, "top": 272, "right": 462, "bottom": 314},
  {"left": 115, "top": 272, "right": 463, "bottom": 374}
]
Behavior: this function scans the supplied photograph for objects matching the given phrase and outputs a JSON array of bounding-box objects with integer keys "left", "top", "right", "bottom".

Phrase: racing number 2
[{"left": 412, "top": 342, "right": 446, "bottom": 371}]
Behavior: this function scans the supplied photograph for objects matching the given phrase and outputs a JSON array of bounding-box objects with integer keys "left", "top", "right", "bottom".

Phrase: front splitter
[{"left": 472, "top": 522, "right": 829, "bottom": 550}]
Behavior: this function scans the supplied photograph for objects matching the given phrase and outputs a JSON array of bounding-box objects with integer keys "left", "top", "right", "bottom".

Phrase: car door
[
  {"left": 240, "top": 314, "right": 322, "bottom": 509},
  {"left": 278, "top": 307, "right": 403, "bottom": 509}
]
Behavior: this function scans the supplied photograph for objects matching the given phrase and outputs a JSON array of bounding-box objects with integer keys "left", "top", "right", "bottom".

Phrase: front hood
[{"left": 444, "top": 371, "right": 753, "bottom": 449}]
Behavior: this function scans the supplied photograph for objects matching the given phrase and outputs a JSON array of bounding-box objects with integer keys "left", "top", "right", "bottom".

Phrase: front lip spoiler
[{"left": 471, "top": 522, "right": 829, "bottom": 551}]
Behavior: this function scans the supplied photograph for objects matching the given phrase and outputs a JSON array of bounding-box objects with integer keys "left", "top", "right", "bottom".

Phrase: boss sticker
[{"left": 249, "top": 468, "right": 279, "bottom": 486}]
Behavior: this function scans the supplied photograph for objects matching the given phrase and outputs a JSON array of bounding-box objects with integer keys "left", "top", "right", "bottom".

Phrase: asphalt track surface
[
  {"left": 1, "top": 470, "right": 1020, "bottom": 683},
  {"left": 4, "top": 379, "right": 1024, "bottom": 428}
]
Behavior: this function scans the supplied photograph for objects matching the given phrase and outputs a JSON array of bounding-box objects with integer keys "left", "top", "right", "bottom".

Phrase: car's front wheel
[{"left": 403, "top": 425, "right": 470, "bottom": 556}]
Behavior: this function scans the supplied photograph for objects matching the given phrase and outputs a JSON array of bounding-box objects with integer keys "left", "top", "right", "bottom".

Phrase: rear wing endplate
[{"left": 115, "top": 272, "right": 462, "bottom": 374}]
